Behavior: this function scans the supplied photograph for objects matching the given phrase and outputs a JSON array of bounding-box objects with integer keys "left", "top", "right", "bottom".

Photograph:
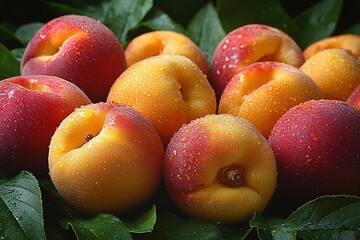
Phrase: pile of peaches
[{"left": 1, "top": 14, "right": 360, "bottom": 225}]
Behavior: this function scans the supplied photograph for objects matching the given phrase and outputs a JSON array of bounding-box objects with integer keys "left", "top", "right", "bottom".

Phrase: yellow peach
[
  {"left": 303, "top": 34, "right": 360, "bottom": 59},
  {"left": 125, "top": 30, "right": 209, "bottom": 76},
  {"left": 300, "top": 48, "right": 360, "bottom": 101},
  {"left": 218, "top": 61, "right": 323, "bottom": 138},
  {"left": 107, "top": 54, "right": 216, "bottom": 145}
]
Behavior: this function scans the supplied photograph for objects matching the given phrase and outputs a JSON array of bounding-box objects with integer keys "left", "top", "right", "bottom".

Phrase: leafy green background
[{"left": 1, "top": 0, "right": 360, "bottom": 239}]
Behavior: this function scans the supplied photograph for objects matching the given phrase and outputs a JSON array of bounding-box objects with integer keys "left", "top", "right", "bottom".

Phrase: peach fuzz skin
[
  {"left": 107, "top": 54, "right": 216, "bottom": 146},
  {"left": 48, "top": 102, "right": 164, "bottom": 215},
  {"left": 164, "top": 114, "right": 277, "bottom": 225},
  {"left": 21, "top": 14, "right": 127, "bottom": 103},
  {"left": 269, "top": 99, "right": 360, "bottom": 204},
  {"left": 218, "top": 62, "right": 323, "bottom": 138},
  {"left": 347, "top": 84, "right": 360, "bottom": 109},
  {"left": 125, "top": 30, "right": 209, "bottom": 76},
  {"left": 0, "top": 75, "right": 91, "bottom": 177},
  {"left": 209, "top": 24, "right": 305, "bottom": 100},
  {"left": 303, "top": 34, "right": 360, "bottom": 59},
  {"left": 300, "top": 48, "right": 360, "bottom": 101}
]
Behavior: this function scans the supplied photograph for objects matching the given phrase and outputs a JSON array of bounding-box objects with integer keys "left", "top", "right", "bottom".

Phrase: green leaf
[
  {"left": 60, "top": 214, "right": 132, "bottom": 240},
  {"left": 343, "top": 23, "right": 360, "bottom": 35},
  {"left": 11, "top": 48, "right": 25, "bottom": 62},
  {"left": 0, "top": 24, "right": 19, "bottom": 43},
  {"left": 15, "top": 22, "right": 44, "bottom": 46},
  {"left": 188, "top": 2, "right": 226, "bottom": 64},
  {"left": 294, "top": 0, "right": 343, "bottom": 48},
  {"left": 0, "top": 171, "right": 45, "bottom": 240},
  {"left": 140, "top": 7, "right": 187, "bottom": 35},
  {"left": 249, "top": 212, "right": 297, "bottom": 240},
  {"left": 217, "top": 0, "right": 298, "bottom": 39},
  {"left": 45, "top": 0, "right": 110, "bottom": 21},
  {"left": 123, "top": 204, "right": 157, "bottom": 233},
  {"left": 289, "top": 195, "right": 360, "bottom": 240},
  {"left": 152, "top": 212, "right": 250, "bottom": 240},
  {"left": 102, "top": 0, "right": 153, "bottom": 45},
  {"left": 0, "top": 43, "right": 20, "bottom": 79}
]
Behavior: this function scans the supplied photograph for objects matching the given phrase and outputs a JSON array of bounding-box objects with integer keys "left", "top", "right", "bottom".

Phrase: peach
[
  {"left": 209, "top": 24, "right": 305, "bottom": 100},
  {"left": 269, "top": 99, "right": 360, "bottom": 204},
  {"left": 218, "top": 61, "right": 323, "bottom": 138},
  {"left": 107, "top": 54, "right": 216, "bottom": 145},
  {"left": 347, "top": 84, "right": 360, "bottom": 109},
  {"left": 0, "top": 75, "right": 91, "bottom": 176},
  {"left": 303, "top": 34, "right": 360, "bottom": 59},
  {"left": 125, "top": 30, "right": 209, "bottom": 76},
  {"left": 300, "top": 48, "right": 360, "bottom": 101},
  {"left": 163, "top": 114, "right": 277, "bottom": 225},
  {"left": 21, "top": 14, "right": 127, "bottom": 103},
  {"left": 48, "top": 102, "right": 164, "bottom": 215}
]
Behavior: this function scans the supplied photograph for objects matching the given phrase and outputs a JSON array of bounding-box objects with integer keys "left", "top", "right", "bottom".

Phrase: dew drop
[{"left": 181, "top": 136, "right": 189, "bottom": 143}]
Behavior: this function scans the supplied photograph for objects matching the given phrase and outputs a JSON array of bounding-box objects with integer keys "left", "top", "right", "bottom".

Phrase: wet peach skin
[
  {"left": 164, "top": 114, "right": 277, "bottom": 225},
  {"left": 209, "top": 24, "right": 305, "bottom": 100},
  {"left": 49, "top": 102, "right": 164, "bottom": 215},
  {"left": 303, "top": 33, "right": 360, "bottom": 59},
  {"left": 0, "top": 75, "right": 91, "bottom": 176},
  {"left": 125, "top": 30, "right": 209, "bottom": 76},
  {"left": 21, "top": 14, "right": 127, "bottom": 103},
  {"left": 269, "top": 99, "right": 360, "bottom": 204},
  {"left": 218, "top": 61, "right": 323, "bottom": 138},
  {"left": 107, "top": 54, "right": 216, "bottom": 146},
  {"left": 300, "top": 48, "right": 360, "bottom": 101}
]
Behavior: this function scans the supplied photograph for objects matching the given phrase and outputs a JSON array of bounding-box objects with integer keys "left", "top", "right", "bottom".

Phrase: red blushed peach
[
  {"left": 269, "top": 99, "right": 360, "bottom": 204},
  {"left": 347, "top": 84, "right": 360, "bottom": 109},
  {"left": 125, "top": 30, "right": 209, "bottom": 76},
  {"left": 164, "top": 114, "right": 277, "bottom": 225},
  {"left": 300, "top": 48, "right": 360, "bottom": 101},
  {"left": 303, "top": 34, "right": 360, "bottom": 59},
  {"left": 0, "top": 75, "right": 91, "bottom": 176},
  {"left": 107, "top": 54, "right": 216, "bottom": 145},
  {"left": 48, "top": 102, "right": 164, "bottom": 215},
  {"left": 21, "top": 14, "right": 127, "bottom": 103},
  {"left": 210, "top": 24, "right": 305, "bottom": 100},
  {"left": 218, "top": 62, "right": 323, "bottom": 138}
]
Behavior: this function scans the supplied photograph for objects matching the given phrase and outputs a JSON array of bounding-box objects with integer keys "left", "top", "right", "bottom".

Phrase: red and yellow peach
[
  {"left": 0, "top": 75, "right": 91, "bottom": 176},
  {"left": 210, "top": 24, "right": 305, "bottom": 100},
  {"left": 269, "top": 99, "right": 360, "bottom": 204},
  {"left": 48, "top": 102, "right": 164, "bottom": 215},
  {"left": 164, "top": 114, "right": 277, "bottom": 225},
  {"left": 21, "top": 14, "right": 127, "bottom": 103}
]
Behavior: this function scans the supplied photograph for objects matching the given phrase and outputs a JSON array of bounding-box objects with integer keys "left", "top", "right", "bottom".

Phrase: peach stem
[{"left": 218, "top": 165, "right": 246, "bottom": 188}]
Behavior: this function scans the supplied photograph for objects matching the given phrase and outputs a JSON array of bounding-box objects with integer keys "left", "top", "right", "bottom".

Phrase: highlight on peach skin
[
  {"left": 48, "top": 102, "right": 164, "bottom": 216},
  {"left": 21, "top": 14, "right": 127, "bottom": 103},
  {"left": 300, "top": 48, "right": 360, "bottom": 101},
  {"left": 163, "top": 114, "right": 277, "bottom": 225},
  {"left": 125, "top": 30, "right": 209, "bottom": 76},
  {"left": 107, "top": 54, "right": 216, "bottom": 145},
  {"left": 347, "top": 84, "right": 360, "bottom": 109},
  {"left": 209, "top": 24, "right": 305, "bottom": 100},
  {"left": 0, "top": 75, "right": 91, "bottom": 177},
  {"left": 218, "top": 61, "right": 323, "bottom": 138},
  {"left": 303, "top": 33, "right": 360, "bottom": 59},
  {"left": 269, "top": 99, "right": 360, "bottom": 204}
]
